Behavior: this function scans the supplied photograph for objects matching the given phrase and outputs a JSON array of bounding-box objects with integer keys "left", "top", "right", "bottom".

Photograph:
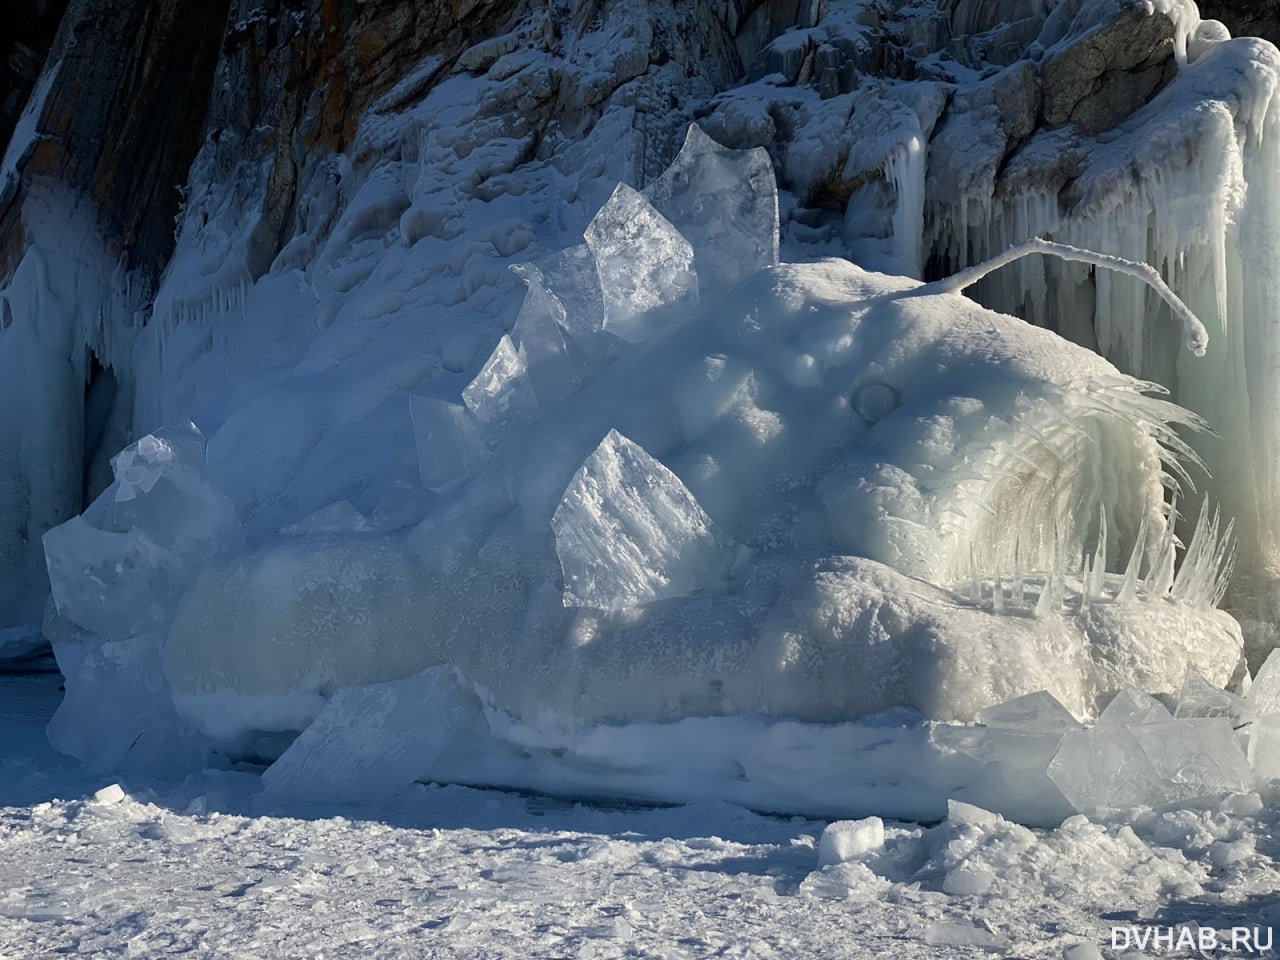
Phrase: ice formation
[
  {"left": 17, "top": 1, "right": 1280, "bottom": 821},
  {"left": 22, "top": 123, "right": 1259, "bottom": 823},
  {"left": 924, "top": 25, "right": 1280, "bottom": 662}
]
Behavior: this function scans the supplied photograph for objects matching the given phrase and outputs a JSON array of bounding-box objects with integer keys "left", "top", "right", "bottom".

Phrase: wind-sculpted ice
[
  {"left": 44, "top": 126, "right": 1271, "bottom": 820},
  {"left": 552, "top": 430, "right": 739, "bottom": 610}
]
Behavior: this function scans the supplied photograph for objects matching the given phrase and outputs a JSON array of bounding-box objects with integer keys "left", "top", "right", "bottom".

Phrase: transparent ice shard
[
  {"left": 462, "top": 335, "right": 537, "bottom": 426},
  {"left": 261, "top": 667, "right": 482, "bottom": 803},
  {"left": 509, "top": 279, "right": 580, "bottom": 408},
  {"left": 1128, "top": 718, "right": 1252, "bottom": 798},
  {"left": 512, "top": 244, "right": 604, "bottom": 344},
  {"left": 1050, "top": 717, "right": 1252, "bottom": 817},
  {"left": 552, "top": 429, "right": 736, "bottom": 610},
  {"left": 641, "top": 124, "right": 780, "bottom": 295},
  {"left": 584, "top": 184, "right": 698, "bottom": 344},
  {"left": 1048, "top": 726, "right": 1167, "bottom": 816},
  {"left": 1098, "top": 686, "right": 1172, "bottom": 727},
  {"left": 980, "top": 690, "right": 1082, "bottom": 735},
  {"left": 42, "top": 424, "right": 241, "bottom": 639},
  {"left": 409, "top": 395, "right": 489, "bottom": 494},
  {"left": 1249, "top": 649, "right": 1280, "bottom": 716},
  {"left": 1175, "top": 666, "right": 1251, "bottom": 724}
]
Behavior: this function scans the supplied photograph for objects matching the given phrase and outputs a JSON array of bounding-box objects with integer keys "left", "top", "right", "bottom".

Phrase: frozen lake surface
[{"left": 3, "top": 675, "right": 1279, "bottom": 958}]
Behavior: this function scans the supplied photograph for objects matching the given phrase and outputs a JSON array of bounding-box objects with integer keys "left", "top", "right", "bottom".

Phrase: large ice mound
[{"left": 42, "top": 125, "right": 1257, "bottom": 819}]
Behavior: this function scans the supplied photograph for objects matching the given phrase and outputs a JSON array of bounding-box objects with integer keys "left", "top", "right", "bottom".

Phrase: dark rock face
[
  {"left": 1202, "top": 0, "right": 1280, "bottom": 49},
  {"left": 0, "top": 0, "right": 68, "bottom": 153},
  {"left": 0, "top": 0, "right": 231, "bottom": 279}
]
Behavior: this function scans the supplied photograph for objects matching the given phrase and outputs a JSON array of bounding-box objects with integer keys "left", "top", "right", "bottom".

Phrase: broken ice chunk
[
  {"left": 96, "top": 424, "right": 242, "bottom": 559},
  {"left": 552, "top": 429, "right": 736, "bottom": 610},
  {"left": 43, "top": 520, "right": 178, "bottom": 638},
  {"left": 1048, "top": 727, "right": 1168, "bottom": 816},
  {"left": 1050, "top": 717, "right": 1252, "bottom": 817},
  {"left": 510, "top": 282, "right": 580, "bottom": 408},
  {"left": 1250, "top": 649, "right": 1280, "bottom": 716},
  {"left": 584, "top": 184, "right": 698, "bottom": 344},
  {"left": 409, "top": 395, "right": 489, "bottom": 494},
  {"left": 1248, "top": 714, "right": 1280, "bottom": 783},
  {"left": 462, "top": 335, "right": 537, "bottom": 426},
  {"left": 642, "top": 124, "right": 780, "bottom": 294},
  {"left": 1128, "top": 718, "right": 1252, "bottom": 797},
  {"left": 262, "top": 667, "right": 482, "bottom": 803},
  {"left": 979, "top": 690, "right": 1082, "bottom": 735},
  {"left": 1098, "top": 686, "right": 1173, "bottom": 727},
  {"left": 817, "top": 817, "right": 885, "bottom": 867},
  {"left": 1175, "top": 666, "right": 1251, "bottom": 724},
  {"left": 512, "top": 244, "right": 604, "bottom": 344}
]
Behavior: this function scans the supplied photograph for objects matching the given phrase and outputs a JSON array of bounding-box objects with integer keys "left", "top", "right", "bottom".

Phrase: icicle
[
  {"left": 1012, "top": 537, "right": 1025, "bottom": 609},
  {"left": 968, "top": 544, "right": 980, "bottom": 605},
  {"left": 1117, "top": 514, "right": 1149, "bottom": 603},
  {"left": 1088, "top": 503, "right": 1108, "bottom": 601},
  {"left": 992, "top": 567, "right": 1005, "bottom": 614},
  {"left": 1035, "top": 525, "right": 1065, "bottom": 618},
  {"left": 1148, "top": 496, "right": 1179, "bottom": 597}
]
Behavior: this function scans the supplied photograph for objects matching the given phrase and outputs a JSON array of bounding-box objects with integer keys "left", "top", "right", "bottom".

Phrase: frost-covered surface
[{"left": 4, "top": 675, "right": 1280, "bottom": 959}]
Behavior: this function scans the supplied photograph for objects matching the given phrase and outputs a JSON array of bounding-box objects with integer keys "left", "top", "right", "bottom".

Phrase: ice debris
[
  {"left": 552, "top": 430, "right": 738, "bottom": 610},
  {"left": 817, "top": 817, "right": 885, "bottom": 867}
]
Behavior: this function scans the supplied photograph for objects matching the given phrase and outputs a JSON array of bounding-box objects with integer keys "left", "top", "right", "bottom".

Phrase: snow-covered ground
[{"left": 3, "top": 673, "right": 1279, "bottom": 959}]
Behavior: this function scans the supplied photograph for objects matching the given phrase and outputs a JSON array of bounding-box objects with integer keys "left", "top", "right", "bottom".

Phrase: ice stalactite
[{"left": 925, "top": 35, "right": 1280, "bottom": 662}]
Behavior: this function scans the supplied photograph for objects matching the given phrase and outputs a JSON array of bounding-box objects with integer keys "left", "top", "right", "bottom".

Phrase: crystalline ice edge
[
  {"left": 584, "top": 184, "right": 698, "bottom": 344},
  {"left": 641, "top": 124, "right": 779, "bottom": 295},
  {"left": 552, "top": 429, "right": 736, "bottom": 610}
]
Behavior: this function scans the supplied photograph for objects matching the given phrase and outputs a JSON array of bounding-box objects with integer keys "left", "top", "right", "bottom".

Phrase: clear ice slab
[
  {"left": 261, "top": 667, "right": 482, "bottom": 803},
  {"left": 552, "top": 429, "right": 736, "bottom": 610},
  {"left": 409, "top": 395, "right": 489, "bottom": 494},
  {"left": 461, "top": 334, "right": 537, "bottom": 427},
  {"left": 584, "top": 184, "right": 698, "bottom": 344},
  {"left": 641, "top": 124, "right": 780, "bottom": 296}
]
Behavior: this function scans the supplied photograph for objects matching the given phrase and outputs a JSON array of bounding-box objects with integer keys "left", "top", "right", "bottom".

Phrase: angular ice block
[
  {"left": 552, "top": 430, "right": 736, "bottom": 610},
  {"left": 462, "top": 335, "right": 537, "bottom": 426},
  {"left": 642, "top": 124, "right": 780, "bottom": 295},
  {"left": 409, "top": 395, "right": 489, "bottom": 493},
  {"left": 261, "top": 667, "right": 482, "bottom": 802},
  {"left": 584, "top": 184, "right": 698, "bottom": 344}
]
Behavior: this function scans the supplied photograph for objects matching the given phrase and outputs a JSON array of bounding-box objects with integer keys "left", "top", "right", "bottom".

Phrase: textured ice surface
[
  {"left": 584, "top": 184, "right": 698, "bottom": 344},
  {"left": 1049, "top": 717, "right": 1252, "bottom": 818},
  {"left": 462, "top": 335, "right": 537, "bottom": 427},
  {"left": 817, "top": 817, "right": 885, "bottom": 866},
  {"left": 641, "top": 124, "right": 779, "bottom": 295},
  {"left": 552, "top": 430, "right": 737, "bottom": 610},
  {"left": 261, "top": 667, "right": 481, "bottom": 803}
]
